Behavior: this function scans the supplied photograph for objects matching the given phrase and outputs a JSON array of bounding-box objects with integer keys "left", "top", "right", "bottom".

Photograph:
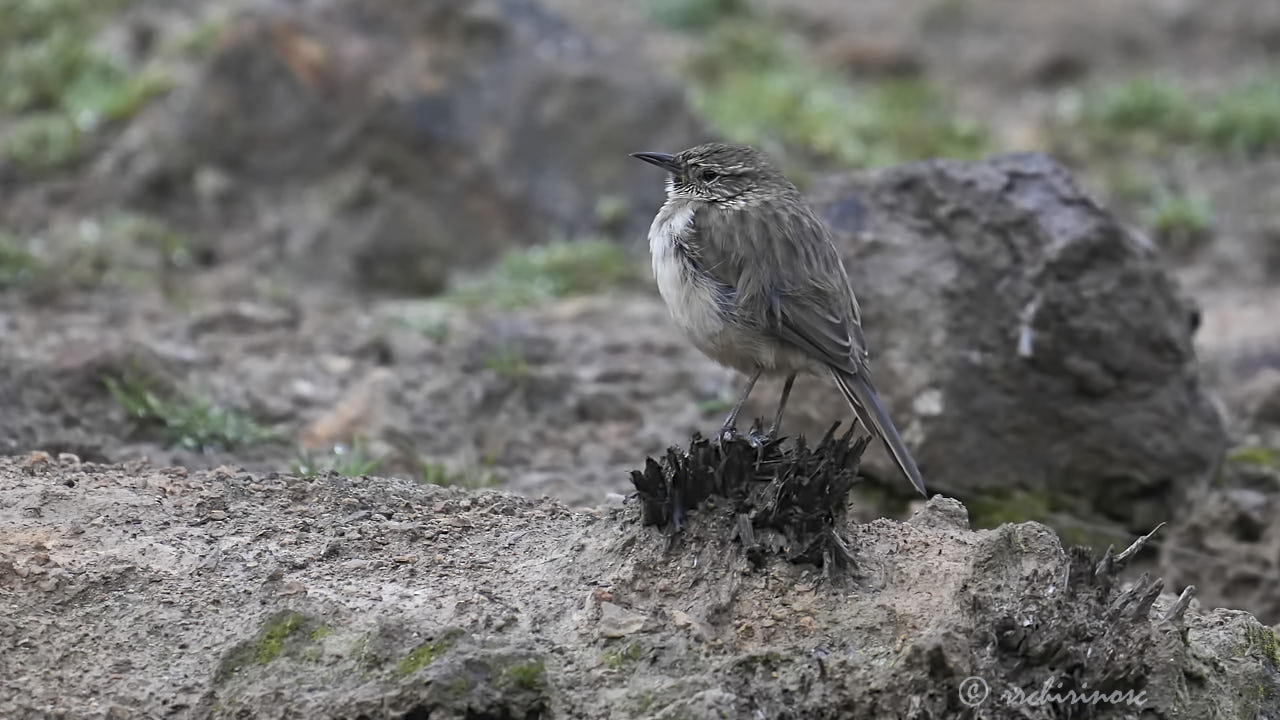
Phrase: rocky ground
[
  {"left": 5, "top": 453, "right": 1278, "bottom": 719},
  {"left": 4, "top": 0, "right": 1280, "bottom": 716}
]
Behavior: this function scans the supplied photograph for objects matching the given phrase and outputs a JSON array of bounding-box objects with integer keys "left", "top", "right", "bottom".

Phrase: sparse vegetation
[
  {"left": 292, "top": 439, "right": 384, "bottom": 477},
  {"left": 449, "top": 240, "right": 637, "bottom": 309},
  {"left": 105, "top": 374, "right": 275, "bottom": 452},
  {"left": 602, "top": 642, "right": 644, "bottom": 670},
  {"left": 416, "top": 458, "right": 500, "bottom": 489},
  {"left": 0, "top": 234, "right": 42, "bottom": 289},
  {"left": 396, "top": 636, "right": 458, "bottom": 676},
  {"left": 254, "top": 611, "right": 305, "bottom": 664},
  {"left": 683, "top": 21, "right": 987, "bottom": 171},
  {"left": 503, "top": 658, "right": 546, "bottom": 690},
  {"left": 0, "top": 0, "right": 171, "bottom": 170},
  {"left": 1145, "top": 192, "right": 1214, "bottom": 253},
  {"left": 649, "top": 0, "right": 749, "bottom": 30},
  {"left": 483, "top": 345, "right": 534, "bottom": 381},
  {"left": 1074, "top": 74, "right": 1280, "bottom": 157}
]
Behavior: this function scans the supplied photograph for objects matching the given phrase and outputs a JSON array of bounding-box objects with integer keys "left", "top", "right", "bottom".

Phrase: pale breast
[{"left": 648, "top": 202, "right": 727, "bottom": 346}]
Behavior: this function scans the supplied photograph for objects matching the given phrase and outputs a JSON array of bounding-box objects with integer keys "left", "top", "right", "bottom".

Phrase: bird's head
[{"left": 629, "top": 142, "right": 793, "bottom": 205}]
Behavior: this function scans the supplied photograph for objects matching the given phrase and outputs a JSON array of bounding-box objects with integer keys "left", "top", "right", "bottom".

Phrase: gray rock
[{"left": 763, "top": 153, "right": 1225, "bottom": 533}]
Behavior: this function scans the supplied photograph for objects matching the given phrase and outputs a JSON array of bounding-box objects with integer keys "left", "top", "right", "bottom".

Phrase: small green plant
[
  {"left": 483, "top": 345, "right": 533, "bottom": 381},
  {"left": 3, "top": 113, "right": 81, "bottom": 170},
  {"left": 1200, "top": 77, "right": 1280, "bottom": 155},
  {"left": 0, "top": 234, "right": 41, "bottom": 288},
  {"left": 449, "top": 240, "right": 637, "bottom": 309},
  {"left": 292, "top": 438, "right": 384, "bottom": 477},
  {"left": 504, "top": 658, "right": 546, "bottom": 690},
  {"left": 1087, "top": 78, "right": 1196, "bottom": 138},
  {"left": 416, "top": 459, "right": 500, "bottom": 489},
  {"left": 105, "top": 374, "right": 275, "bottom": 452},
  {"left": 649, "top": 0, "right": 750, "bottom": 30},
  {"left": 1144, "top": 192, "right": 1214, "bottom": 253},
  {"left": 602, "top": 642, "right": 645, "bottom": 669}
]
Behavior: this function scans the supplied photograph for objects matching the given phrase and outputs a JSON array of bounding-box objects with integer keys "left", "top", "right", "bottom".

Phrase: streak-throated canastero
[{"left": 631, "top": 142, "right": 927, "bottom": 497}]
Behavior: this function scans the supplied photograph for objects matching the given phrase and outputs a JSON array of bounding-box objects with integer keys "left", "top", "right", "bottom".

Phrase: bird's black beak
[{"left": 629, "top": 151, "right": 680, "bottom": 173}]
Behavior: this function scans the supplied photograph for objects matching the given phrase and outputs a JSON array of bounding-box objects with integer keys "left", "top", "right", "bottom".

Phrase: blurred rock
[
  {"left": 129, "top": 0, "right": 706, "bottom": 294},
  {"left": 1161, "top": 459, "right": 1280, "bottom": 624},
  {"left": 769, "top": 153, "right": 1226, "bottom": 533}
]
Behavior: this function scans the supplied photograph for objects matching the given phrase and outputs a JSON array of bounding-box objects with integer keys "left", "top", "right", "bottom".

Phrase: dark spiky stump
[{"left": 630, "top": 420, "right": 869, "bottom": 569}]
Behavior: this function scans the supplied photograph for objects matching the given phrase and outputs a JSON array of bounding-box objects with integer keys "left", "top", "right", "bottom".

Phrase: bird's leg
[
  {"left": 764, "top": 373, "right": 796, "bottom": 441},
  {"left": 719, "top": 367, "right": 762, "bottom": 444}
]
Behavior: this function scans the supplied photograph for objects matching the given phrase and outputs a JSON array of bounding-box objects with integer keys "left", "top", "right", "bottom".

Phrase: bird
[{"left": 630, "top": 142, "right": 926, "bottom": 497}]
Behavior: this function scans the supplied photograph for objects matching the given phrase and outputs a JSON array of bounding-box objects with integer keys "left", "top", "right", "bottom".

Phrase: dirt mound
[{"left": 3, "top": 454, "right": 1277, "bottom": 719}]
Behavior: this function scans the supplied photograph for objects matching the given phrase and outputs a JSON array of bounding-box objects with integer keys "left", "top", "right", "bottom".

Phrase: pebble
[{"left": 598, "top": 602, "right": 646, "bottom": 638}]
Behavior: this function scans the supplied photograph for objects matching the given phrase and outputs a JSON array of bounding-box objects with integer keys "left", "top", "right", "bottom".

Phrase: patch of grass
[
  {"left": 105, "top": 374, "right": 275, "bottom": 452},
  {"left": 1200, "top": 78, "right": 1280, "bottom": 155},
  {"left": 292, "top": 438, "right": 384, "bottom": 477},
  {"left": 649, "top": 0, "right": 750, "bottom": 30},
  {"left": 176, "top": 18, "right": 227, "bottom": 57},
  {"left": 503, "top": 658, "right": 546, "bottom": 690},
  {"left": 1086, "top": 78, "right": 1196, "bottom": 139},
  {"left": 254, "top": 611, "right": 306, "bottom": 664},
  {"left": 483, "top": 345, "right": 534, "bottom": 381},
  {"left": 1144, "top": 192, "right": 1214, "bottom": 253},
  {"left": 4, "top": 112, "right": 81, "bottom": 170},
  {"left": 450, "top": 240, "right": 637, "bottom": 309},
  {"left": 309, "top": 625, "right": 332, "bottom": 642},
  {"left": 0, "top": 234, "right": 42, "bottom": 288},
  {"left": 396, "top": 635, "right": 458, "bottom": 677},
  {"left": 1075, "top": 74, "right": 1280, "bottom": 157},
  {"left": 415, "top": 458, "right": 500, "bottom": 490},
  {"left": 1, "top": 0, "right": 170, "bottom": 170},
  {"left": 602, "top": 642, "right": 645, "bottom": 670},
  {"left": 684, "top": 22, "right": 987, "bottom": 170},
  {"left": 1227, "top": 446, "right": 1280, "bottom": 469}
]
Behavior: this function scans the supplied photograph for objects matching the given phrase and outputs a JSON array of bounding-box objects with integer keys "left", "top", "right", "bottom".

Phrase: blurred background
[{"left": 2, "top": 0, "right": 1279, "bottom": 621}]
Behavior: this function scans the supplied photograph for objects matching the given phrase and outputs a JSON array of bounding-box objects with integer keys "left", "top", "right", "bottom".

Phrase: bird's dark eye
[{"left": 699, "top": 169, "right": 719, "bottom": 182}]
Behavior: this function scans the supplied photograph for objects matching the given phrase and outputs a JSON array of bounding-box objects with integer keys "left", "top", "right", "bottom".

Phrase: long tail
[{"left": 830, "top": 367, "right": 927, "bottom": 497}]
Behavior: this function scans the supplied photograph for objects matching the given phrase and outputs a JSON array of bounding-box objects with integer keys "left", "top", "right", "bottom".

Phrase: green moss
[
  {"left": 1243, "top": 623, "right": 1280, "bottom": 667},
  {"left": 396, "top": 636, "right": 457, "bottom": 677},
  {"left": 684, "top": 21, "right": 986, "bottom": 170},
  {"left": 105, "top": 374, "right": 276, "bottom": 452},
  {"left": 254, "top": 611, "right": 306, "bottom": 664},
  {"left": 504, "top": 658, "right": 546, "bottom": 689},
  {"left": 966, "top": 490, "right": 1052, "bottom": 529},
  {"left": 309, "top": 625, "right": 332, "bottom": 642}
]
